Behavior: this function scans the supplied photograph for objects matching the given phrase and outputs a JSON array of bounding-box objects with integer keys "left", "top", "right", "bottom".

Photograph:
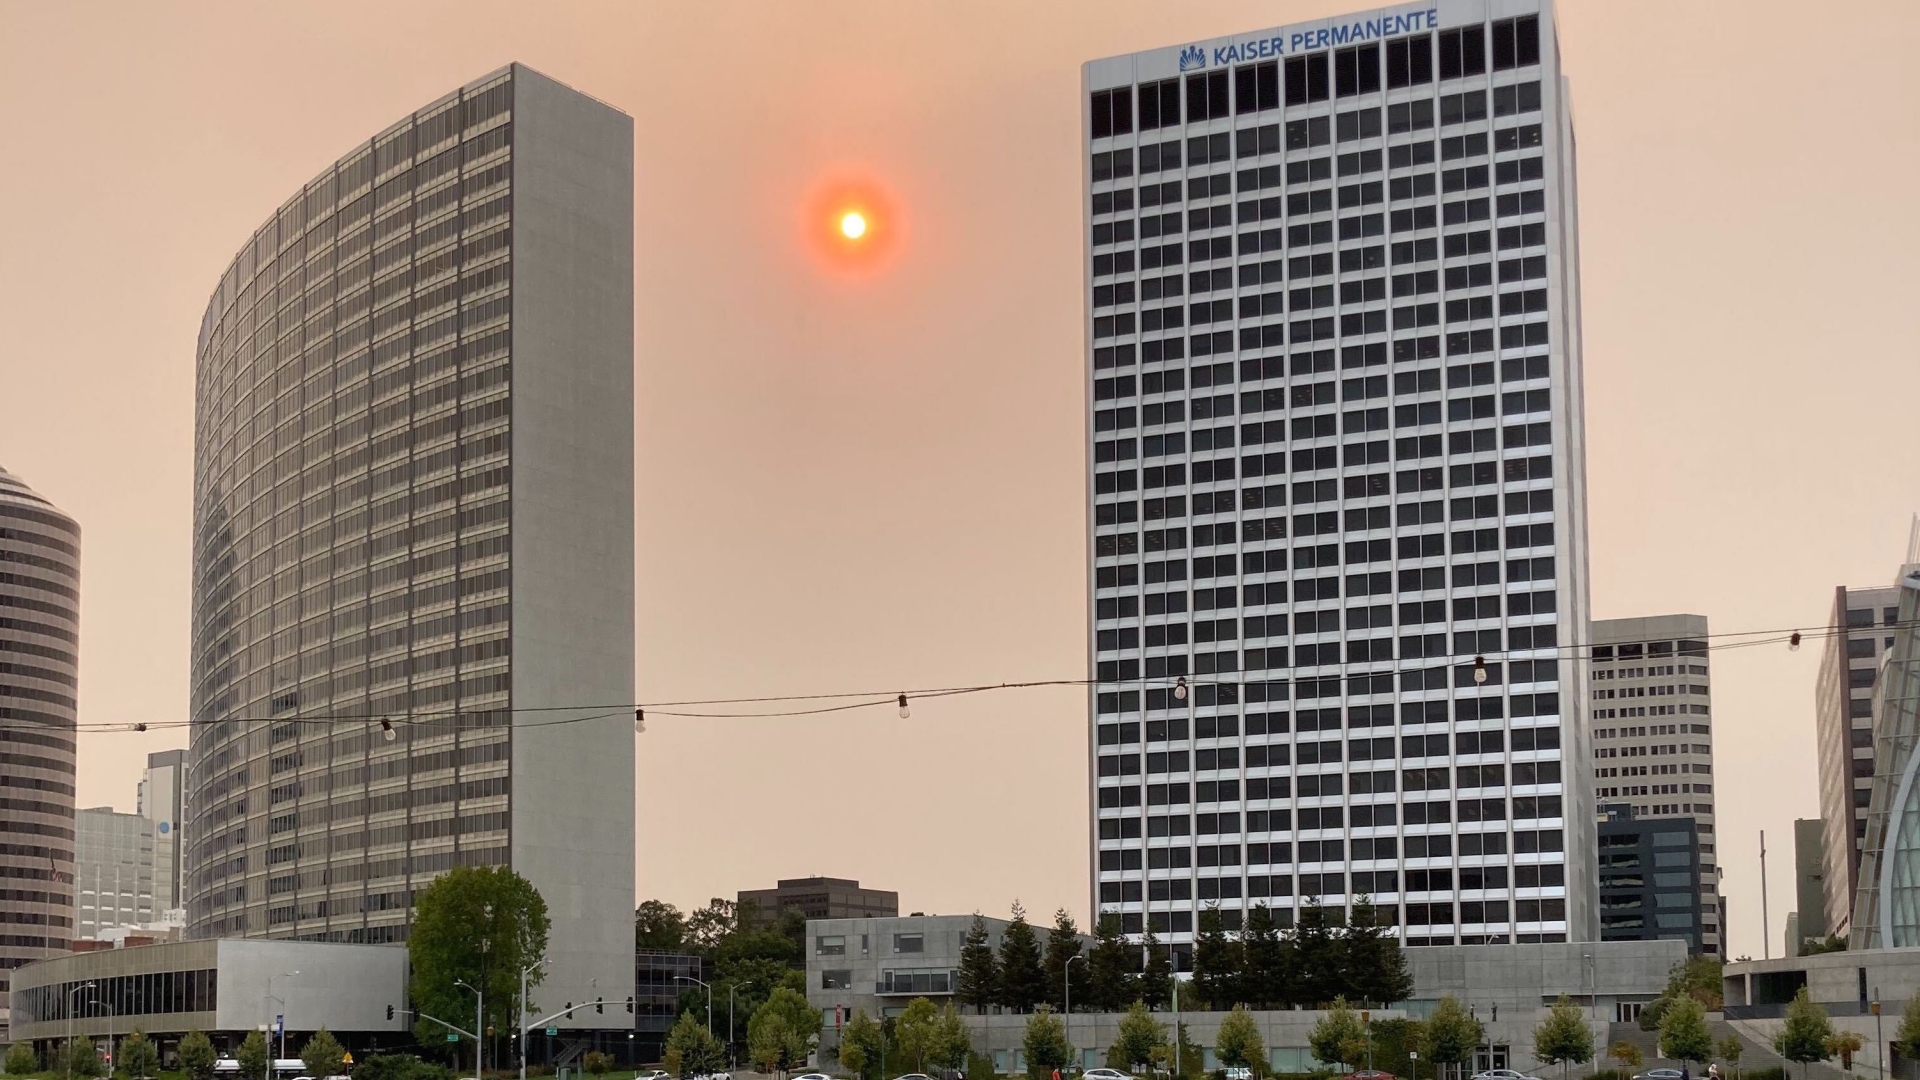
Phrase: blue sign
[
  {"left": 275, "top": 1015, "right": 284, "bottom": 1036},
  {"left": 1185, "top": 8, "right": 1438, "bottom": 68},
  {"left": 158, "top": 822, "right": 170, "bottom": 835}
]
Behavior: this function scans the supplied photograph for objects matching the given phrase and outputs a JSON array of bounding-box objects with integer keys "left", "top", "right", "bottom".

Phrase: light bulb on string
[
  {"left": 1173, "top": 676, "right": 1188, "bottom": 701},
  {"left": 1789, "top": 632, "right": 1802, "bottom": 651},
  {"left": 380, "top": 718, "right": 397, "bottom": 742},
  {"left": 1473, "top": 656, "right": 1488, "bottom": 684},
  {"left": 634, "top": 707, "right": 646, "bottom": 734},
  {"left": 897, "top": 694, "right": 911, "bottom": 719}
]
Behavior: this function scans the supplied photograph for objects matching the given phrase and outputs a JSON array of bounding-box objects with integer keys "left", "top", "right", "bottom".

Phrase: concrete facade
[
  {"left": 805, "top": 915, "right": 1093, "bottom": 1021},
  {"left": 74, "top": 807, "right": 159, "bottom": 940},
  {"left": 10, "top": 939, "right": 409, "bottom": 1053},
  {"left": 184, "top": 63, "right": 634, "bottom": 1027},
  {"left": 1084, "top": 0, "right": 1596, "bottom": 951},
  {"left": 139, "top": 749, "right": 186, "bottom": 915},
  {"left": 0, "top": 466, "right": 80, "bottom": 1024},
  {"left": 1794, "top": 816, "right": 1830, "bottom": 945},
  {"left": 1588, "top": 614, "right": 1720, "bottom": 955},
  {"left": 1724, "top": 947, "right": 1920, "bottom": 1018},
  {"left": 738, "top": 877, "right": 899, "bottom": 924},
  {"left": 1817, "top": 583, "right": 1901, "bottom": 940}
]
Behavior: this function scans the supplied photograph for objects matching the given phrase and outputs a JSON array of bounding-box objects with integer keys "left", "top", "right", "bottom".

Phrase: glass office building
[
  {"left": 1083, "top": 0, "right": 1595, "bottom": 951},
  {"left": 186, "top": 63, "right": 634, "bottom": 1022}
]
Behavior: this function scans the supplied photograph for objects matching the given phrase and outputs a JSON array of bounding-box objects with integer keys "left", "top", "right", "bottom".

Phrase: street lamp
[
  {"left": 84, "top": 1001, "right": 117, "bottom": 1078},
  {"left": 266, "top": 971, "right": 301, "bottom": 1066},
  {"left": 1064, "top": 956, "right": 1087, "bottom": 1070},
  {"left": 519, "top": 956, "right": 549, "bottom": 1080},
  {"left": 455, "top": 981, "right": 484, "bottom": 1079},
  {"left": 727, "top": 982, "right": 756, "bottom": 1068},
  {"left": 65, "top": 981, "right": 96, "bottom": 1080},
  {"left": 674, "top": 976, "right": 713, "bottom": 1035}
]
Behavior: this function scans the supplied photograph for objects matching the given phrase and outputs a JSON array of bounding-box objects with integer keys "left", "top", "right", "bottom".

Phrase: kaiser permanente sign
[{"left": 1189, "top": 8, "right": 1439, "bottom": 68}]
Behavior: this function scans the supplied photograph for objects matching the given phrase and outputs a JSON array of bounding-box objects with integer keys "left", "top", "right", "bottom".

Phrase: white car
[
  {"left": 1084, "top": 1070, "right": 1135, "bottom": 1080},
  {"left": 1474, "top": 1072, "right": 1542, "bottom": 1080},
  {"left": 794, "top": 1074, "right": 838, "bottom": 1080},
  {"left": 636, "top": 1072, "right": 672, "bottom": 1080}
]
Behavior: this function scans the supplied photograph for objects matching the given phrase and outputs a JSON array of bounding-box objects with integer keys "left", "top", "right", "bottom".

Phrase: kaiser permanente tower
[
  {"left": 1083, "top": 1, "right": 1595, "bottom": 952},
  {"left": 185, "top": 64, "right": 635, "bottom": 1021}
]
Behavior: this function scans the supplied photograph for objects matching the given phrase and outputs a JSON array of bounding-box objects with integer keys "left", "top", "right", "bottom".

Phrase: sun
[{"left": 839, "top": 211, "right": 868, "bottom": 240}]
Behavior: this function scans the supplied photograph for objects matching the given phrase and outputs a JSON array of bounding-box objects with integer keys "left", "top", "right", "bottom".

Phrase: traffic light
[
  {"left": 595, "top": 996, "right": 604, "bottom": 1015},
  {"left": 625, "top": 996, "right": 633, "bottom": 1015},
  {"left": 386, "top": 1006, "right": 394, "bottom": 1020}
]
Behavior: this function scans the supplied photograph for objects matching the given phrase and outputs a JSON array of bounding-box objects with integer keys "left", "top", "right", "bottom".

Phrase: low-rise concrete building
[
  {"left": 806, "top": 914, "right": 1094, "bottom": 1021},
  {"left": 738, "top": 877, "right": 898, "bottom": 925},
  {"left": 11, "top": 939, "right": 409, "bottom": 1062}
]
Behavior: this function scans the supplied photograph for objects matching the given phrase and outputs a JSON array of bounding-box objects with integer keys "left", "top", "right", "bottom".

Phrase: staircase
[{"left": 1599, "top": 1017, "right": 1853, "bottom": 1080}]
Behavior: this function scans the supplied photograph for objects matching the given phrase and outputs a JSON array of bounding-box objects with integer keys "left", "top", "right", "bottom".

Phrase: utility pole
[
  {"left": 520, "top": 956, "right": 548, "bottom": 1080},
  {"left": 1064, "top": 956, "right": 1086, "bottom": 1070},
  {"left": 1761, "top": 831, "right": 1772, "bottom": 960}
]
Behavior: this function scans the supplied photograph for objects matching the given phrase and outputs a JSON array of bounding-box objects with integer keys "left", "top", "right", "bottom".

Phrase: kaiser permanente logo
[{"left": 1178, "top": 9, "right": 1437, "bottom": 70}]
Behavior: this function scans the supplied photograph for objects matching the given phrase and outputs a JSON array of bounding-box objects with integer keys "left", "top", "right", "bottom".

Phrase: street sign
[
  {"left": 546, "top": 1028, "right": 558, "bottom": 1036},
  {"left": 275, "top": 1015, "right": 284, "bottom": 1036},
  {"left": 446, "top": 1034, "right": 459, "bottom": 1043}
]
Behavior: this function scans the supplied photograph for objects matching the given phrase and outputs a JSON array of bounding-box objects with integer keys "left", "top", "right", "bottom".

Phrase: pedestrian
[
  {"left": 1681, "top": 1065, "right": 1690, "bottom": 1080},
  {"left": 1709, "top": 1064, "right": 1720, "bottom": 1080}
]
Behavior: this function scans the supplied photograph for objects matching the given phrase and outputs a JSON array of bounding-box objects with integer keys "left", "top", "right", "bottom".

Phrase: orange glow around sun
[{"left": 804, "top": 176, "right": 900, "bottom": 277}]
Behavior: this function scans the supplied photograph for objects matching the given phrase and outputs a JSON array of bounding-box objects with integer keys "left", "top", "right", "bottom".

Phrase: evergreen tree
[
  {"left": 1215, "top": 1006, "right": 1266, "bottom": 1074},
  {"left": 235, "top": 1032, "right": 271, "bottom": 1080},
  {"left": 1772, "top": 989, "right": 1834, "bottom": 1080},
  {"left": 1086, "top": 913, "right": 1138, "bottom": 1012},
  {"left": 1344, "top": 896, "right": 1413, "bottom": 1005},
  {"left": 120, "top": 1032, "right": 161, "bottom": 1080},
  {"left": 1292, "top": 899, "right": 1342, "bottom": 1007},
  {"left": 1044, "top": 909, "right": 1085, "bottom": 1012},
  {"left": 1532, "top": 996, "right": 1595, "bottom": 1080},
  {"left": 997, "top": 902, "right": 1047, "bottom": 1012},
  {"left": 1660, "top": 995, "right": 1712, "bottom": 1065},
  {"left": 178, "top": 1032, "right": 216, "bottom": 1080},
  {"left": 295, "top": 1029, "right": 345, "bottom": 1080},
  {"left": 1138, "top": 927, "right": 1172, "bottom": 1010},
  {"left": 1239, "top": 904, "right": 1286, "bottom": 1010},
  {"left": 1191, "top": 906, "right": 1240, "bottom": 1009},
  {"left": 957, "top": 914, "right": 1000, "bottom": 1013},
  {"left": 666, "top": 1010, "right": 724, "bottom": 1078},
  {"left": 1108, "top": 1002, "right": 1169, "bottom": 1073},
  {"left": 1021, "top": 1008, "right": 1071, "bottom": 1080}
]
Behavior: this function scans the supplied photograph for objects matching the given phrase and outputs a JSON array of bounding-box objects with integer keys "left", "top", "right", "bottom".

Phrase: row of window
[{"left": 1091, "top": 19, "right": 1543, "bottom": 138}]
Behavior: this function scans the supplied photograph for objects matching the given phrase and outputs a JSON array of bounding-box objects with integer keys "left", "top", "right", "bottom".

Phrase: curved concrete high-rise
[
  {"left": 186, "top": 63, "right": 634, "bottom": 1021},
  {"left": 0, "top": 467, "right": 79, "bottom": 1018}
]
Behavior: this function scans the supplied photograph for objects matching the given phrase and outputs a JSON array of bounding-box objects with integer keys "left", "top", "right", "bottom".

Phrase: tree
[
  {"left": 1191, "top": 906, "right": 1240, "bottom": 1010},
  {"left": 1825, "top": 1031, "right": 1864, "bottom": 1072},
  {"left": 1109, "top": 1002, "right": 1169, "bottom": 1073},
  {"left": 1898, "top": 992, "right": 1920, "bottom": 1059},
  {"left": 63, "top": 1041, "right": 102, "bottom": 1080},
  {"left": 998, "top": 903, "right": 1047, "bottom": 1012},
  {"left": 235, "top": 1032, "right": 271, "bottom": 1080},
  {"left": 1086, "top": 913, "right": 1138, "bottom": 1012},
  {"left": 1344, "top": 897, "right": 1414, "bottom": 1006},
  {"left": 1716, "top": 1035, "right": 1743, "bottom": 1080},
  {"left": 1532, "top": 996, "right": 1594, "bottom": 1080},
  {"left": 1608, "top": 1043, "right": 1643, "bottom": 1070},
  {"left": 1423, "top": 997, "right": 1484, "bottom": 1080},
  {"left": 839, "top": 1010, "right": 885, "bottom": 1080},
  {"left": 1239, "top": 905, "right": 1287, "bottom": 1010},
  {"left": 4, "top": 1043, "right": 36, "bottom": 1076},
  {"left": 930, "top": 1004, "right": 973, "bottom": 1072},
  {"left": 1660, "top": 995, "right": 1713, "bottom": 1066},
  {"left": 408, "top": 865, "right": 550, "bottom": 1051},
  {"left": 668, "top": 1010, "right": 724, "bottom": 1078},
  {"left": 1045, "top": 910, "right": 1085, "bottom": 1013},
  {"left": 747, "top": 988, "right": 820, "bottom": 1076},
  {"left": 1021, "top": 1008, "right": 1071, "bottom": 1080},
  {"left": 1293, "top": 901, "right": 1343, "bottom": 1007},
  {"left": 958, "top": 915, "right": 1000, "bottom": 1013},
  {"left": 1216, "top": 1005, "right": 1266, "bottom": 1076},
  {"left": 1307, "top": 998, "right": 1367, "bottom": 1071},
  {"left": 636, "top": 900, "right": 688, "bottom": 951},
  {"left": 178, "top": 1031, "right": 216, "bottom": 1080},
  {"left": 1665, "top": 957, "right": 1725, "bottom": 1010},
  {"left": 685, "top": 898, "right": 738, "bottom": 961},
  {"left": 583, "top": 1053, "right": 614, "bottom": 1077},
  {"left": 296, "top": 1029, "right": 345, "bottom": 1080},
  {"left": 1139, "top": 929, "right": 1172, "bottom": 1010},
  {"left": 119, "top": 1031, "right": 160, "bottom": 1080},
  {"left": 1773, "top": 989, "right": 1835, "bottom": 1080},
  {"left": 895, "top": 998, "right": 943, "bottom": 1073}
]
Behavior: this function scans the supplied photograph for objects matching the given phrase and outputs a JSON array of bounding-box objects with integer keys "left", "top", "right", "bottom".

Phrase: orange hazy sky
[{"left": 2, "top": 1, "right": 1917, "bottom": 958}]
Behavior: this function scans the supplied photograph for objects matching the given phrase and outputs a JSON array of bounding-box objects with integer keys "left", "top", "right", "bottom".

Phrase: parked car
[
  {"left": 893, "top": 1074, "right": 937, "bottom": 1080},
  {"left": 1473, "top": 1071, "right": 1542, "bottom": 1080},
  {"left": 1633, "top": 1071, "right": 1686, "bottom": 1080},
  {"left": 794, "top": 1074, "right": 838, "bottom": 1080},
  {"left": 1226, "top": 1069, "right": 1254, "bottom": 1080},
  {"left": 636, "top": 1071, "right": 672, "bottom": 1080},
  {"left": 1083, "top": 1070, "right": 1134, "bottom": 1080},
  {"left": 1345, "top": 1071, "right": 1398, "bottom": 1080}
]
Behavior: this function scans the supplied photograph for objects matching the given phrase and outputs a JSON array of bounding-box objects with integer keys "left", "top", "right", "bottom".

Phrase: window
[
  {"left": 821, "top": 970, "right": 852, "bottom": 990},
  {"left": 1235, "top": 61, "right": 1280, "bottom": 113},
  {"left": 1334, "top": 44, "right": 1381, "bottom": 96},
  {"left": 1187, "top": 69, "right": 1230, "bottom": 121},
  {"left": 1091, "top": 88, "right": 1133, "bottom": 139},
  {"left": 1490, "top": 16, "right": 1542, "bottom": 70},
  {"left": 893, "top": 932, "right": 924, "bottom": 953},
  {"left": 1438, "top": 25, "right": 1487, "bottom": 80},
  {"left": 1139, "top": 78, "right": 1181, "bottom": 130},
  {"left": 1386, "top": 34, "right": 1434, "bottom": 88},
  {"left": 816, "top": 934, "right": 846, "bottom": 955},
  {"left": 1285, "top": 53, "right": 1331, "bottom": 105}
]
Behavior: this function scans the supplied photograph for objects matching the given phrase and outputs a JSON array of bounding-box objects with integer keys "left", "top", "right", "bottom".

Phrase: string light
[
  {"left": 1472, "top": 656, "right": 1488, "bottom": 684},
  {"left": 634, "top": 708, "right": 646, "bottom": 734},
  {"left": 380, "top": 719, "right": 396, "bottom": 742},
  {"left": 1789, "top": 632, "right": 1802, "bottom": 651},
  {"left": 1173, "top": 676, "right": 1188, "bottom": 701},
  {"left": 897, "top": 694, "right": 911, "bottom": 719}
]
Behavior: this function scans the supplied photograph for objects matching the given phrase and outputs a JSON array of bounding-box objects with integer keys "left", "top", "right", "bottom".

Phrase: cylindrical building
[
  {"left": 186, "top": 63, "right": 634, "bottom": 1018},
  {"left": 0, "top": 467, "right": 79, "bottom": 1014}
]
